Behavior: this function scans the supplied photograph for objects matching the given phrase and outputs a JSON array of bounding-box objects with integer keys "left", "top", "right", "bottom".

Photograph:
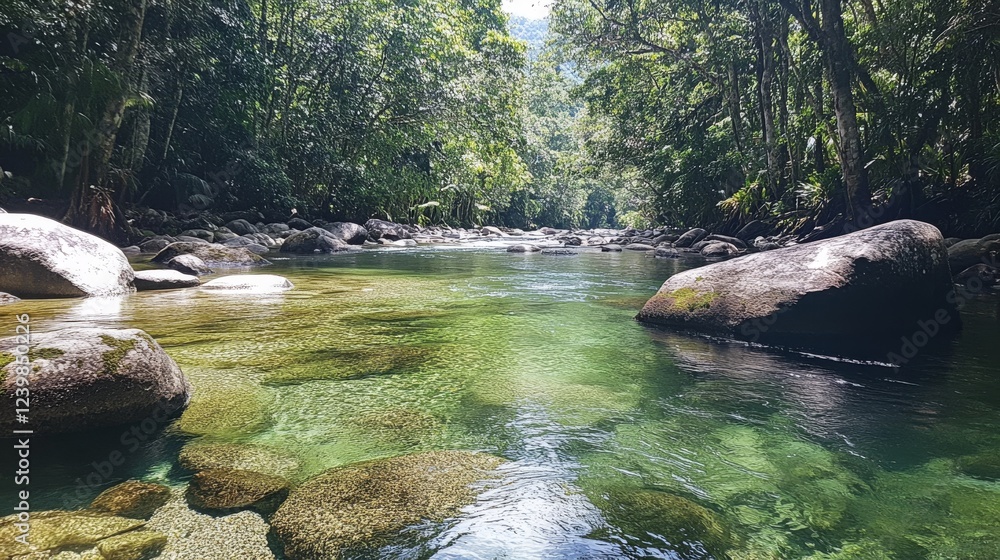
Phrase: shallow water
[{"left": 4, "top": 247, "right": 1000, "bottom": 559}]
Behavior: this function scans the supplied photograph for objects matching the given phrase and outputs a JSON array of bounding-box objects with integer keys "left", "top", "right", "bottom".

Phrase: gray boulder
[
  {"left": 637, "top": 220, "right": 958, "bottom": 350},
  {"left": 139, "top": 236, "right": 176, "bottom": 254},
  {"left": 324, "top": 222, "right": 368, "bottom": 245},
  {"left": 700, "top": 241, "right": 740, "bottom": 258},
  {"left": 0, "top": 213, "right": 135, "bottom": 298},
  {"left": 624, "top": 243, "right": 656, "bottom": 251},
  {"left": 287, "top": 217, "right": 313, "bottom": 230},
  {"left": 673, "top": 228, "right": 708, "bottom": 248},
  {"left": 947, "top": 237, "right": 1000, "bottom": 272},
  {"left": 180, "top": 229, "right": 214, "bottom": 242},
  {"left": 507, "top": 244, "right": 540, "bottom": 253},
  {"left": 174, "top": 235, "right": 211, "bottom": 244},
  {"left": 281, "top": 227, "right": 354, "bottom": 254},
  {"left": 166, "top": 254, "right": 213, "bottom": 276},
  {"left": 705, "top": 234, "right": 747, "bottom": 249},
  {"left": 226, "top": 219, "right": 259, "bottom": 235},
  {"left": 0, "top": 328, "right": 191, "bottom": 434},
  {"left": 0, "top": 293, "right": 19, "bottom": 305},
  {"left": 134, "top": 270, "right": 201, "bottom": 291},
  {"left": 364, "top": 219, "right": 411, "bottom": 241},
  {"left": 602, "top": 244, "right": 623, "bottom": 252},
  {"left": 152, "top": 242, "right": 270, "bottom": 267}
]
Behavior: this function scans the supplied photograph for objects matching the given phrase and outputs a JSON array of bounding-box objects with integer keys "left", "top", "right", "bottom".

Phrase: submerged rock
[
  {"left": 147, "top": 493, "right": 275, "bottom": 560},
  {"left": 0, "top": 328, "right": 190, "bottom": 435},
  {"left": 201, "top": 274, "right": 293, "bottom": 292},
  {"left": 186, "top": 468, "right": 290, "bottom": 516},
  {"left": 178, "top": 443, "right": 301, "bottom": 479},
  {"left": 0, "top": 510, "right": 145, "bottom": 557},
  {"left": 0, "top": 213, "right": 135, "bottom": 298},
  {"left": 133, "top": 269, "right": 200, "bottom": 291},
  {"left": 270, "top": 451, "right": 505, "bottom": 559},
  {"left": 96, "top": 529, "right": 168, "bottom": 560},
  {"left": 957, "top": 451, "right": 1000, "bottom": 480},
  {"left": 90, "top": 481, "right": 172, "bottom": 519},
  {"left": 589, "top": 487, "right": 733, "bottom": 556},
  {"left": 637, "top": 220, "right": 958, "bottom": 352},
  {"left": 152, "top": 242, "right": 269, "bottom": 268}
]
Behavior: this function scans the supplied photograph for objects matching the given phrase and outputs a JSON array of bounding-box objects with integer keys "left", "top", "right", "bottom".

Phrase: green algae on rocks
[
  {"left": 0, "top": 510, "right": 145, "bottom": 557},
  {"left": 186, "top": 468, "right": 290, "bottom": 516},
  {"left": 270, "top": 450, "right": 505, "bottom": 559}
]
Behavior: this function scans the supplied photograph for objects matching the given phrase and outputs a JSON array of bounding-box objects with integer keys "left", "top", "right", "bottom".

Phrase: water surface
[{"left": 5, "top": 247, "right": 1000, "bottom": 559}]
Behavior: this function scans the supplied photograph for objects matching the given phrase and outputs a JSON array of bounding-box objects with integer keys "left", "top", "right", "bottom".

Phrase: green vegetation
[
  {"left": 99, "top": 334, "right": 137, "bottom": 375},
  {"left": 666, "top": 287, "right": 718, "bottom": 311},
  {"left": 551, "top": 0, "right": 1000, "bottom": 236}
]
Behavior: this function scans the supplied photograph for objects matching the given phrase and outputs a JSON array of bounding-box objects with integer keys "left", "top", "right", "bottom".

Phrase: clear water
[{"left": 4, "top": 247, "right": 1000, "bottom": 559}]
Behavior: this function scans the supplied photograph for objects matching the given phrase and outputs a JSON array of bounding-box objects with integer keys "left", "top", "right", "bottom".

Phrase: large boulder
[
  {"left": 0, "top": 328, "right": 191, "bottom": 435},
  {"left": 947, "top": 237, "right": 1000, "bottom": 272},
  {"left": 133, "top": 269, "right": 201, "bottom": 291},
  {"left": 280, "top": 227, "right": 353, "bottom": 254},
  {"left": 637, "top": 220, "right": 958, "bottom": 352},
  {"left": 225, "top": 219, "right": 258, "bottom": 235},
  {"left": 166, "top": 254, "right": 213, "bottom": 276},
  {"left": 271, "top": 451, "right": 504, "bottom": 559},
  {"left": 364, "top": 219, "right": 412, "bottom": 241},
  {"left": 700, "top": 241, "right": 740, "bottom": 258},
  {"left": 152, "top": 242, "right": 269, "bottom": 267},
  {"left": 0, "top": 213, "right": 135, "bottom": 298},
  {"left": 0, "top": 510, "right": 147, "bottom": 558},
  {"left": 324, "top": 222, "right": 368, "bottom": 245},
  {"left": 90, "top": 481, "right": 172, "bottom": 519}
]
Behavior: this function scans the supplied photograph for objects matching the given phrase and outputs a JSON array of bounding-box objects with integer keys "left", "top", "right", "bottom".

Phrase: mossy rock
[
  {"left": 0, "top": 510, "right": 144, "bottom": 557},
  {"left": 665, "top": 287, "right": 719, "bottom": 312},
  {"left": 186, "top": 468, "right": 290, "bottom": 516},
  {"left": 589, "top": 487, "right": 734, "bottom": 556},
  {"left": 90, "top": 481, "right": 172, "bottom": 519},
  {"left": 172, "top": 384, "right": 272, "bottom": 437},
  {"left": 270, "top": 450, "right": 505, "bottom": 559},
  {"left": 956, "top": 451, "right": 1000, "bottom": 480},
  {"left": 178, "top": 442, "right": 301, "bottom": 479},
  {"left": 96, "top": 530, "right": 167, "bottom": 560}
]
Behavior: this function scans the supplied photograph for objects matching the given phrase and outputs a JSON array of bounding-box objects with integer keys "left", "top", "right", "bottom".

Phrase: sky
[{"left": 501, "top": 0, "right": 551, "bottom": 19}]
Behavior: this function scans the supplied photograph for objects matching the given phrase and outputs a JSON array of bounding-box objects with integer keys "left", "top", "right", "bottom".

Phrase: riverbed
[{"left": 4, "top": 247, "right": 1000, "bottom": 559}]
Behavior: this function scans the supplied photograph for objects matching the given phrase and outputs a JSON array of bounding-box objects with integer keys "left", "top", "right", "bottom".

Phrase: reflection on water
[{"left": 3, "top": 248, "right": 1000, "bottom": 559}]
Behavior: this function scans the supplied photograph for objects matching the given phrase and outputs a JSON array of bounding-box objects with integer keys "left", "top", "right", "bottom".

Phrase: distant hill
[{"left": 508, "top": 16, "right": 548, "bottom": 59}]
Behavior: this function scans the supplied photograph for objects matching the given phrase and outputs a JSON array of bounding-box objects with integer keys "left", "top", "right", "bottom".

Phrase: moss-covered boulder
[
  {"left": 96, "top": 530, "right": 167, "bottom": 560},
  {"left": 89, "top": 481, "right": 172, "bottom": 519},
  {"left": 178, "top": 442, "right": 300, "bottom": 479},
  {"left": 637, "top": 220, "right": 958, "bottom": 354},
  {"left": 186, "top": 468, "right": 290, "bottom": 516},
  {"left": 151, "top": 242, "right": 269, "bottom": 268},
  {"left": 270, "top": 451, "right": 505, "bottom": 559},
  {"left": 590, "top": 487, "right": 734, "bottom": 556},
  {"left": 0, "top": 328, "right": 191, "bottom": 435},
  {"left": 0, "top": 510, "right": 144, "bottom": 557}
]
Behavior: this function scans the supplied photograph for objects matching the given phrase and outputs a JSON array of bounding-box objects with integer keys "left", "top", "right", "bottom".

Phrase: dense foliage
[
  {"left": 552, "top": 0, "right": 1000, "bottom": 236},
  {"left": 0, "top": 0, "right": 532, "bottom": 239}
]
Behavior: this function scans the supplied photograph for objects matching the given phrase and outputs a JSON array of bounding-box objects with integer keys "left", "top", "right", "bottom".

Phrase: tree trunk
[
  {"left": 64, "top": 0, "right": 148, "bottom": 242},
  {"left": 753, "top": 1, "right": 781, "bottom": 198},
  {"left": 819, "top": 0, "right": 871, "bottom": 220}
]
